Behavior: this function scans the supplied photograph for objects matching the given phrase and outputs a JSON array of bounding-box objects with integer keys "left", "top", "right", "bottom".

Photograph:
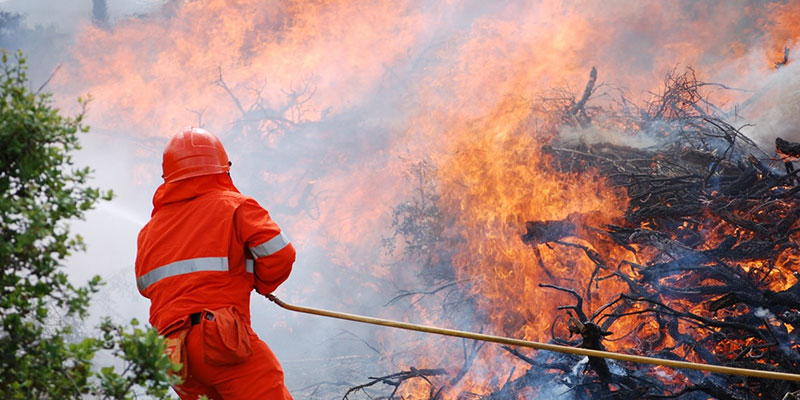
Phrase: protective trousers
[{"left": 170, "top": 308, "right": 293, "bottom": 400}]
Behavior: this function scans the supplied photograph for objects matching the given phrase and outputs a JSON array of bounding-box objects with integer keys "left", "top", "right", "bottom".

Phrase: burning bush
[{"left": 361, "top": 67, "right": 800, "bottom": 399}]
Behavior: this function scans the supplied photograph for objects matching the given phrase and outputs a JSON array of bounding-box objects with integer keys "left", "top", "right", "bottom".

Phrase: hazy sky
[{"left": 0, "top": 0, "right": 161, "bottom": 29}]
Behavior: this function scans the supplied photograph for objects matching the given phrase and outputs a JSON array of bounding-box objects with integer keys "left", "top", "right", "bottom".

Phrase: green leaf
[{"left": 0, "top": 51, "right": 173, "bottom": 399}]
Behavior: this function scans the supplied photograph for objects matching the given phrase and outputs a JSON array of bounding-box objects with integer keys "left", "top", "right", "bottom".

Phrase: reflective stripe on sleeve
[
  {"left": 246, "top": 259, "right": 254, "bottom": 273},
  {"left": 249, "top": 232, "right": 290, "bottom": 258},
  {"left": 137, "top": 257, "right": 229, "bottom": 291}
]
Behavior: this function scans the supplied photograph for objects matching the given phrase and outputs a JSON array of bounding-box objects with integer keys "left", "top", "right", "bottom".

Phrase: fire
[
  {"left": 51, "top": 0, "right": 800, "bottom": 398},
  {"left": 62, "top": 0, "right": 426, "bottom": 134},
  {"left": 764, "top": 1, "right": 800, "bottom": 66},
  {"left": 435, "top": 99, "right": 629, "bottom": 340}
]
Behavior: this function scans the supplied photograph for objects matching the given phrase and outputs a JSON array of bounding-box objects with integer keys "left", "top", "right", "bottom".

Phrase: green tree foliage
[{"left": 0, "top": 51, "right": 178, "bottom": 398}]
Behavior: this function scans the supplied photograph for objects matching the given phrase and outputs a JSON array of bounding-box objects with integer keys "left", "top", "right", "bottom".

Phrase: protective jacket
[
  {"left": 136, "top": 173, "right": 294, "bottom": 332},
  {"left": 135, "top": 173, "right": 295, "bottom": 399}
]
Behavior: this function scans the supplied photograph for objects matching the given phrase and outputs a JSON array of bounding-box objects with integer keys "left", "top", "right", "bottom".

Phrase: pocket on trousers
[
  {"left": 165, "top": 328, "right": 189, "bottom": 381},
  {"left": 201, "top": 306, "right": 253, "bottom": 366}
]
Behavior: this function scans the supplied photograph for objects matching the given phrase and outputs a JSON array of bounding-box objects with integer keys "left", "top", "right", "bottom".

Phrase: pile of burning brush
[
  {"left": 520, "top": 68, "right": 800, "bottom": 399},
  {"left": 337, "top": 67, "right": 800, "bottom": 400}
]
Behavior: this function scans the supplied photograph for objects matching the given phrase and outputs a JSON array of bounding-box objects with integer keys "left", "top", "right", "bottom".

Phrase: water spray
[{"left": 266, "top": 295, "right": 800, "bottom": 382}]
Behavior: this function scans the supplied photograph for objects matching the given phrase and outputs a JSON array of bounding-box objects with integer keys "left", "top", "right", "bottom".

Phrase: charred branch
[
  {"left": 563, "top": 67, "right": 598, "bottom": 128},
  {"left": 521, "top": 214, "right": 579, "bottom": 245},
  {"left": 776, "top": 47, "right": 790, "bottom": 69},
  {"left": 777, "top": 137, "right": 800, "bottom": 159},
  {"left": 215, "top": 67, "right": 316, "bottom": 136},
  {"left": 342, "top": 368, "right": 448, "bottom": 400}
]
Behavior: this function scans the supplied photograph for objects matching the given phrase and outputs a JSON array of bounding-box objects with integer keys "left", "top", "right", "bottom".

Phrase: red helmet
[{"left": 162, "top": 127, "right": 230, "bottom": 183}]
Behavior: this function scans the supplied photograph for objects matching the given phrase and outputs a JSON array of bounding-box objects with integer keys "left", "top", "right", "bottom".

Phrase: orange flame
[{"left": 54, "top": 0, "right": 800, "bottom": 397}]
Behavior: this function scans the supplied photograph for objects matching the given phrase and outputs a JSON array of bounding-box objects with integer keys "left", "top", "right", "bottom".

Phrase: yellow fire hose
[{"left": 266, "top": 295, "right": 800, "bottom": 382}]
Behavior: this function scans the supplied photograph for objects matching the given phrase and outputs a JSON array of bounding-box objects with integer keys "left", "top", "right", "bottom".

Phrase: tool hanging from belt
[{"left": 266, "top": 294, "right": 800, "bottom": 382}]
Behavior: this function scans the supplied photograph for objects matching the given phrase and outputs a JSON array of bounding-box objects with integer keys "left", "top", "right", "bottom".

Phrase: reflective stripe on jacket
[{"left": 135, "top": 173, "right": 295, "bottom": 333}]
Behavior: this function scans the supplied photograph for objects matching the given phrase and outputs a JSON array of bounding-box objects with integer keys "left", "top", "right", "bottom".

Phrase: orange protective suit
[{"left": 135, "top": 173, "right": 295, "bottom": 399}]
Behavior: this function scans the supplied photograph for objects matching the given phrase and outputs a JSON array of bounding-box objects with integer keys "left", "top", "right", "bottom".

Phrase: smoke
[
  {"left": 743, "top": 60, "right": 800, "bottom": 145},
  {"left": 4, "top": 0, "right": 800, "bottom": 397}
]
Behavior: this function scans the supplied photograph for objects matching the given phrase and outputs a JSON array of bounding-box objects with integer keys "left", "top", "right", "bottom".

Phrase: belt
[{"left": 190, "top": 312, "right": 214, "bottom": 326}]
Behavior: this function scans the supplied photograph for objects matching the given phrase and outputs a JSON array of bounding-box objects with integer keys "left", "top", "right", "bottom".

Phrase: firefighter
[{"left": 135, "top": 127, "right": 295, "bottom": 399}]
